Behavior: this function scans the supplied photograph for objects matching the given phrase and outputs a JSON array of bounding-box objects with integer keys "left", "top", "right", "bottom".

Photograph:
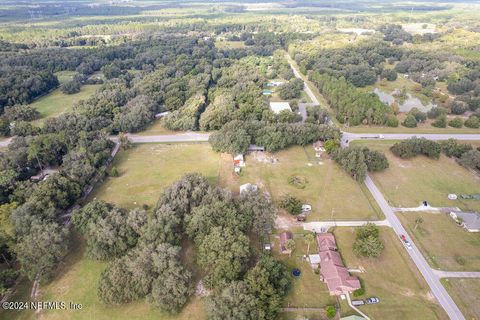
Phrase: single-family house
[
  {"left": 240, "top": 183, "right": 258, "bottom": 195},
  {"left": 279, "top": 231, "right": 293, "bottom": 255},
  {"left": 450, "top": 211, "right": 480, "bottom": 232},
  {"left": 317, "top": 233, "right": 361, "bottom": 295},
  {"left": 269, "top": 102, "right": 292, "bottom": 115}
]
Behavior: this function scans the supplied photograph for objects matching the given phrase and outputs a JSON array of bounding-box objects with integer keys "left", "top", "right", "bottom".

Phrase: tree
[
  {"left": 61, "top": 80, "right": 81, "bottom": 94},
  {"left": 465, "top": 116, "right": 480, "bottom": 128},
  {"left": 324, "top": 139, "right": 340, "bottom": 153},
  {"left": 353, "top": 223, "right": 384, "bottom": 258},
  {"left": 207, "top": 281, "right": 258, "bottom": 320},
  {"left": 458, "top": 150, "right": 480, "bottom": 170},
  {"left": 236, "top": 188, "right": 276, "bottom": 235},
  {"left": 197, "top": 227, "right": 250, "bottom": 288},
  {"left": 15, "top": 222, "right": 70, "bottom": 280},
  {"left": 279, "top": 194, "right": 302, "bottom": 215},
  {"left": 414, "top": 217, "right": 424, "bottom": 231},
  {"left": 278, "top": 78, "right": 304, "bottom": 100},
  {"left": 119, "top": 132, "right": 132, "bottom": 150},
  {"left": 285, "top": 239, "right": 296, "bottom": 257}
]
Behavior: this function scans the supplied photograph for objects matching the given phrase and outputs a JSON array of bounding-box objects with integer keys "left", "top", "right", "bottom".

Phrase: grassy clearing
[
  {"left": 397, "top": 213, "right": 480, "bottom": 271},
  {"left": 333, "top": 227, "right": 448, "bottom": 320},
  {"left": 221, "top": 146, "right": 380, "bottom": 221},
  {"left": 214, "top": 40, "right": 246, "bottom": 49},
  {"left": 30, "top": 85, "right": 100, "bottom": 120},
  {"left": 356, "top": 141, "right": 480, "bottom": 212},
  {"left": 2, "top": 235, "right": 206, "bottom": 320},
  {"left": 442, "top": 278, "right": 480, "bottom": 320},
  {"left": 90, "top": 143, "right": 220, "bottom": 209},
  {"left": 271, "top": 230, "right": 336, "bottom": 310},
  {"left": 54, "top": 71, "right": 77, "bottom": 85},
  {"left": 138, "top": 119, "right": 179, "bottom": 136}
]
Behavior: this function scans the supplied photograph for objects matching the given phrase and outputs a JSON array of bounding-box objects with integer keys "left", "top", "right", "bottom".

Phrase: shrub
[
  {"left": 451, "top": 101, "right": 468, "bottom": 115},
  {"left": 386, "top": 114, "right": 399, "bottom": 127},
  {"left": 353, "top": 287, "right": 365, "bottom": 297},
  {"left": 402, "top": 114, "right": 417, "bottom": 128},
  {"left": 325, "top": 305, "right": 336, "bottom": 319},
  {"left": 448, "top": 117, "right": 463, "bottom": 128},
  {"left": 464, "top": 116, "right": 480, "bottom": 128},
  {"left": 288, "top": 175, "right": 308, "bottom": 189},
  {"left": 279, "top": 194, "right": 302, "bottom": 215},
  {"left": 432, "top": 115, "right": 447, "bottom": 128},
  {"left": 427, "top": 106, "right": 447, "bottom": 119}
]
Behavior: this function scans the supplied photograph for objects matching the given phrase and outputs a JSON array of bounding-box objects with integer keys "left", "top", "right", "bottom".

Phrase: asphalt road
[
  {"left": 432, "top": 270, "right": 480, "bottom": 279},
  {"left": 342, "top": 132, "right": 480, "bottom": 146},
  {"left": 365, "top": 175, "right": 466, "bottom": 320}
]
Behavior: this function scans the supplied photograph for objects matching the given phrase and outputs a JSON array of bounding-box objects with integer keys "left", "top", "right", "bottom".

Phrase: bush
[
  {"left": 427, "top": 107, "right": 447, "bottom": 119},
  {"left": 288, "top": 175, "right": 308, "bottom": 189},
  {"left": 448, "top": 117, "right": 463, "bottom": 128},
  {"left": 432, "top": 115, "right": 447, "bottom": 128},
  {"left": 451, "top": 101, "right": 468, "bottom": 115},
  {"left": 353, "top": 287, "right": 365, "bottom": 297},
  {"left": 386, "top": 114, "right": 399, "bottom": 127},
  {"left": 464, "top": 116, "right": 480, "bottom": 128},
  {"left": 325, "top": 305, "right": 336, "bottom": 318},
  {"left": 108, "top": 166, "right": 119, "bottom": 177},
  {"left": 402, "top": 114, "right": 417, "bottom": 128},
  {"left": 279, "top": 194, "right": 302, "bottom": 215},
  {"left": 61, "top": 80, "right": 81, "bottom": 94},
  {"left": 381, "top": 69, "right": 398, "bottom": 81}
]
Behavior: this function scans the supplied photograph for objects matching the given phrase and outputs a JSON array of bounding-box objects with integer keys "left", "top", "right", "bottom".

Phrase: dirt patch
[
  {"left": 250, "top": 151, "right": 278, "bottom": 164},
  {"left": 275, "top": 212, "right": 300, "bottom": 230}
]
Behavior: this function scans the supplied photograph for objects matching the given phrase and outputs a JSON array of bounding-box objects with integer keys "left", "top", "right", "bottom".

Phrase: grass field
[
  {"left": 333, "top": 227, "right": 448, "bottom": 320},
  {"left": 355, "top": 141, "right": 480, "bottom": 212},
  {"left": 138, "top": 119, "right": 179, "bottom": 136},
  {"left": 30, "top": 85, "right": 100, "bottom": 120},
  {"left": 397, "top": 213, "right": 480, "bottom": 271},
  {"left": 442, "top": 278, "right": 480, "bottom": 320},
  {"left": 220, "top": 146, "right": 381, "bottom": 221},
  {"left": 1, "top": 235, "right": 206, "bottom": 320},
  {"left": 90, "top": 143, "right": 220, "bottom": 209}
]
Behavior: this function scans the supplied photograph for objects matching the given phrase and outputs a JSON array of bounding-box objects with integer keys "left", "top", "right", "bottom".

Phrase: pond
[{"left": 373, "top": 88, "right": 436, "bottom": 113}]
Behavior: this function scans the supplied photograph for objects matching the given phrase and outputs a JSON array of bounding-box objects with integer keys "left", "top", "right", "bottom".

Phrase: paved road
[
  {"left": 303, "top": 220, "right": 390, "bottom": 232},
  {"left": 432, "top": 270, "right": 480, "bottom": 279},
  {"left": 365, "top": 175, "right": 465, "bottom": 320},
  {"left": 392, "top": 205, "right": 461, "bottom": 213},
  {"left": 342, "top": 132, "right": 480, "bottom": 146},
  {"left": 286, "top": 54, "right": 320, "bottom": 106}
]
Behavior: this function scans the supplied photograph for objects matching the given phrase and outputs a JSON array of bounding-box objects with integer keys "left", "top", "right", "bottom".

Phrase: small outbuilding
[
  {"left": 279, "top": 231, "right": 293, "bottom": 255},
  {"left": 308, "top": 254, "right": 321, "bottom": 268},
  {"left": 269, "top": 102, "right": 292, "bottom": 115},
  {"left": 233, "top": 154, "right": 245, "bottom": 167}
]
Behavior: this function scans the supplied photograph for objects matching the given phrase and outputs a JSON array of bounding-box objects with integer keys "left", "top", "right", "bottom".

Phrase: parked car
[
  {"left": 404, "top": 241, "right": 413, "bottom": 250},
  {"left": 351, "top": 300, "right": 365, "bottom": 306},
  {"left": 302, "top": 204, "right": 312, "bottom": 211},
  {"left": 366, "top": 297, "right": 380, "bottom": 304}
]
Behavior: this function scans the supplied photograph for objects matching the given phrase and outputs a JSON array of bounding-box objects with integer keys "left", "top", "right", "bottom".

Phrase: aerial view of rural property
[{"left": 1, "top": 0, "right": 480, "bottom": 319}]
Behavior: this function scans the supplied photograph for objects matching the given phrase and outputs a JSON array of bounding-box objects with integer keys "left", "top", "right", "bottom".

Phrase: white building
[{"left": 269, "top": 102, "right": 292, "bottom": 115}]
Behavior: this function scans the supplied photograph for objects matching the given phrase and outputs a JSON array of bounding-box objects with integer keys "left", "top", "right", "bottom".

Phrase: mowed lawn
[
  {"left": 358, "top": 141, "right": 480, "bottom": 212},
  {"left": 30, "top": 84, "right": 100, "bottom": 120},
  {"left": 221, "top": 146, "right": 381, "bottom": 221},
  {"left": 90, "top": 143, "right": 220, "bottom": 209},
  {"left": 398, "top": 213, "right": 480, "bottom": 271},
  {"left": 2, "top": 236, "right": 206, "bottom": 320},
  {"left": 333, "top": 227, "right": 448, "bottom": 320},
  {"left": 442, "top": 278, "right": 480, "bottom": 320}
]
